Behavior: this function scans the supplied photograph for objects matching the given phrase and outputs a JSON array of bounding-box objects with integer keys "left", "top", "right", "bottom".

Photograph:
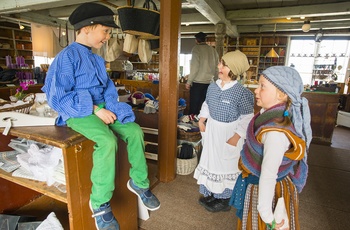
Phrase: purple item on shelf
[
  {"left": 6, "top": 55, "right": 12, "bottom": 68},
  {"left": 15, "top": 56, "right": 25, "bottom": 66},
  {"left": 25, "top": 72, "right": 32, "bottom": 80}
]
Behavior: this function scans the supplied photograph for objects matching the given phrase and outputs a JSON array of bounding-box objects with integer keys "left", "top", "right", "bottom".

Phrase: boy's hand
[{"left": 95, "top": 108, "right": 117, "bottom": 124}]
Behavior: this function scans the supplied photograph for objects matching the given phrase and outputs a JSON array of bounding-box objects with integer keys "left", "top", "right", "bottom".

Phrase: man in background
[{"left": 186, "top": 32, "right": 219, "bottom": 116}]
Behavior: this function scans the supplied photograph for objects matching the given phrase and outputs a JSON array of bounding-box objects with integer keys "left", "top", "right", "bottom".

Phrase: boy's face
[
  {"left": 255, "top": 75, "right": 287, "bottom": 109},
  {"left": 84, "top": 24, "right": 112, "bottom": 49}
]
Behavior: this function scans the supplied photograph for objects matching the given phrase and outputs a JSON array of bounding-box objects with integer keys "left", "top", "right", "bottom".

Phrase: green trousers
[{"left": 66, "top": 114, "right": 149, "bottom": 209}]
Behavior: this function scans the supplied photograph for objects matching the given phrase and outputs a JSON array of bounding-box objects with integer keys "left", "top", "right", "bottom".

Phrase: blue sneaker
[
  {"left": 89, "top": 200, "right": 120, "bottom": 230},
  {"left": 127, "top": 179, "right": 160, "bottom": 211}
]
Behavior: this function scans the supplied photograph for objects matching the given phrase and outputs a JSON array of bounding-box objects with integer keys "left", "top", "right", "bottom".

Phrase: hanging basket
[{"left": 117, "top": 0, "right": 160, "bottom": 40}]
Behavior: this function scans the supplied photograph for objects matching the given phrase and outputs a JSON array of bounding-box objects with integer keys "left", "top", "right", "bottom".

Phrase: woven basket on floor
[
  {"left": 0, "top": 93, "right": 35, "bottom": 114},
  {"left": 176, "top": 146, "right": 197, "bottom": 175},
  {"left": 177, "top": 128, "right": 201, "bottom": 142}
]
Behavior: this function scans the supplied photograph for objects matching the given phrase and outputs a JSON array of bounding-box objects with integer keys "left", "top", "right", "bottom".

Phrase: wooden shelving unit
[
  {"left": 226, "top": 35, "right": 288, "bottom": 80},
  {"left": 0, "top": 22, "right": 34, "bottom": 69},
  {"left": 129, "top": 53, "right": 159, "bottom": 72}
]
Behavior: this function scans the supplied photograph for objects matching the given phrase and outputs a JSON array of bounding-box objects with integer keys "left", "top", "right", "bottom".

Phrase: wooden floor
[
  {"left": 331, "top": 125, "right": 350, "bottom": 150},
  {"left": 6, "top": 126, "right": 350, "bottom": 229}
]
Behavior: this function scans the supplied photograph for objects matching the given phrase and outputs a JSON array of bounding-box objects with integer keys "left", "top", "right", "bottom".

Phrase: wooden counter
[
  {"left": 247, "top": 88, "right": 340, "bottom": 145},
  {"left": 302, "top": 92, "right": 340, "bottom": 145},
  {"left": 0, "top": 126, "right": 138, "bottom": 229}
]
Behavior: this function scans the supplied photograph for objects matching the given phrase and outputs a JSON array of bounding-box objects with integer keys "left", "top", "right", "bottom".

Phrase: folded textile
[
  {"left": 177, "top": 124, "right": 192, "bottom": 131},
  {"left": 16, "top": 144, "right": 63, "bottom": 186},
  {"left": 12, "top": 166, "right": 37, "bottom": 180},
  {"left": 36, "top": 212, "right": 64, "bottom": 230},
  {"left": 0, "top": 151, "right": 20, "bottom": 172},
  {"left": 177, "top": 122, "right": 200, "bottom": 132}
]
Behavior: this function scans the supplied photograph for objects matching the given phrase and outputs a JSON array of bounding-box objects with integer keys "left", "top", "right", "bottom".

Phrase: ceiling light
[
  {"left": 266, "top": 48, "right": 279, "bottom": 58},
  {"left": 286, "top": 17, "right": 291, "bottom": 20},
  {"left": 300, "top": 16, "right": 305, "bottom": 19},
  {"left": 266, "top": 24, "right": 279, "bottom": 58},
  {"left": 18, "top": 22, "right": 24, "bottom": 30},
  {"left": 302, "top": 20, "right": 311, "bottom": 32}
]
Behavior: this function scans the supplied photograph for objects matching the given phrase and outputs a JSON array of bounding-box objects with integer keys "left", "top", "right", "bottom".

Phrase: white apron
[{"left": 194, "top": 116, "right": 243, "bottom": 194}]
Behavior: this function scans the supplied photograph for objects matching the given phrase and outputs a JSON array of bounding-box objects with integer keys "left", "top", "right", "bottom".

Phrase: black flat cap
[
  {"left": 195, "top": 32, "right": 207, "bottom": 39},
  {"left": 69, "top": 2, "right": 118, "bottom": 30}
]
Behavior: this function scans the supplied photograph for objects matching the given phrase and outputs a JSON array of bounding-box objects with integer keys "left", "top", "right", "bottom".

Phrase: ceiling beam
[
  {"left": 181, "top": 13, "right": 210, "bottom": 25},
  {"left": 231, "top": 15, "right": 350, "bottom": 26},
  {"left": 15, "top": 12, "right": 73, "bottom": 29},
  {"left": 0, "top": 0, "right": 95, "bottom": 14},
  {"left": 186, "top": 0, "right": 238, "bottom": 37},
  {"left": 226, "top": 2, "right": 350, "bottom": 20},
  {"left": 180, "top": 24, "right": 216, "bottom": 35},
  {"left": 237, "top": 21, "right": 350, "bottom": 33}
]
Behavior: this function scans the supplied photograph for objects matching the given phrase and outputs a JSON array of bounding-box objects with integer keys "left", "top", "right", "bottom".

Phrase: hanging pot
[{"left": 117, "top": 0, "right": 160, "bottom": 40}]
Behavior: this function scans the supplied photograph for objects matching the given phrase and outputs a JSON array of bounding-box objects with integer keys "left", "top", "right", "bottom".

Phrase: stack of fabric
[{"left": 0, "top": 138, "right": 66, "bottom": 192}]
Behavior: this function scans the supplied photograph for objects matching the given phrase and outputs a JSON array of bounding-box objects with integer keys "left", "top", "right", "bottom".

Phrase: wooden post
[
  {"left": 215, "top": 22, "right": 226, "bottom": 59},
  {"left": 158, "top": 0, "right": 182, "bottom": 182}
]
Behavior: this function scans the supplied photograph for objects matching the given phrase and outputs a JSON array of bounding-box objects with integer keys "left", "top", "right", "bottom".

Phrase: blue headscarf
[{"left": 261, "top": 66, "right": 312, "bottom": 148}]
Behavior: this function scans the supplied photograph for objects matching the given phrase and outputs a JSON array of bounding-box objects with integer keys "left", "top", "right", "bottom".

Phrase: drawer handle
[{"left": 75, "top": 143, "right": 82, "bottom": 153}]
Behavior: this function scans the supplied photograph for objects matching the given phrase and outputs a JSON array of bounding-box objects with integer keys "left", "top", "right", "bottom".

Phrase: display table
[{"left": 0, "top": 126, "right": 138, "bottom": 229}]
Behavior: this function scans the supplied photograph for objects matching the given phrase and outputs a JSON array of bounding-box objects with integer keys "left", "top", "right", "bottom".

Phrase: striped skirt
[{"left": 237, "top": 176, "right": 300, "bottom": 230}]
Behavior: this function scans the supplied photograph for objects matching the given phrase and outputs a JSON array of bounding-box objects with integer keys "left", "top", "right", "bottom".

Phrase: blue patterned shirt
[
  {"left": 206, "top": 82, "right": 254, "bottom": 123},
  {"left": 42, "top": 42, "right": 135, "bottom": 126}
]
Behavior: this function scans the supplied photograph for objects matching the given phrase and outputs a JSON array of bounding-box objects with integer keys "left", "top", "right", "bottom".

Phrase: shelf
[
  {"left": 226, "top": 35, "right": 288, "bottom": 79},
  {"left": 131, "top": 62, "right": 159, "bottom": 64},
  {"left": 0, "top": 23, "right": 34, "bottom": 68},
  {"left": 0, "top": 170, "right": 67, "bottom": 203},
  {"left": 142, "top": 127, "right": 159, "bottom": 161},
  {"left": 260, "top": 45, "right": 287, "bottom": 48},
  {"left": 0, "top": 36, "right": 12, "bottom": 40},
  {"left": 15, "top": 39, "right": 32, "bottom": 42}
]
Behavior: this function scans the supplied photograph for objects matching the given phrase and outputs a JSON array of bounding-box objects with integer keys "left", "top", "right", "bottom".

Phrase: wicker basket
[
  {"left": 130, "top": 91, "right": 145, "bottom": 105},
  {"left": 117, "top": 0, "right": 160, "bottom": 40},
  {"left": 176, "top": 146, "right": 198, "bottom": 175},
  {"left": 0, "top": 93, "right": 35, "bottom": 114},
  {"left": 177, "top": 128, "right": 202, "bottom": 142}
]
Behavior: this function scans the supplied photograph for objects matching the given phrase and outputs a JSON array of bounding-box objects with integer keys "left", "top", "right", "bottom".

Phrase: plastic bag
[
  {"left": 105, "top": 37, "right": 123, "bottom": 62},
  {"left": 123, "top": 34, "right": 138, "bottom": 55},
  {"left": 138, "top": 39, "right": 152, "bottom": 63}
]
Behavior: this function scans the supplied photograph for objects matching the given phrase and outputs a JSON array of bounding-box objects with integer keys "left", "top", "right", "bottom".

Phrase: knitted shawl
[{"left": 241, "top": 103, "right": 308, "bottom": 192}]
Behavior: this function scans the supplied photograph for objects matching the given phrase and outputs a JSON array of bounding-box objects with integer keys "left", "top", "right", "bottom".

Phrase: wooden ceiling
[{"left": 0, "top": 0, "right": 349, "bottom": 37}]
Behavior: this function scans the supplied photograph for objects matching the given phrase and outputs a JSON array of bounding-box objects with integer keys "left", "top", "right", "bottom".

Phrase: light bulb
[
  {"left": 19, "top": 22, "right": 24, "bottom": 30},
  {"left": 302, "top": 21, "right": 311, "bottom": 32}
]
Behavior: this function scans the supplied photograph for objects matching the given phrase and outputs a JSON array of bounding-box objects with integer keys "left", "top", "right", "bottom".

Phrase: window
[
  {"left": 287, "top": 39, "right": 315, "bottom": 85},
  {"left": 287, "top": 37, "right": 350, "bottom": 85},
  {"left": 34, "top": 56, "right": 54, "bottom": 68},
  {"left": 179, "top": 53, "right": 192, "bottom": 77}
]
